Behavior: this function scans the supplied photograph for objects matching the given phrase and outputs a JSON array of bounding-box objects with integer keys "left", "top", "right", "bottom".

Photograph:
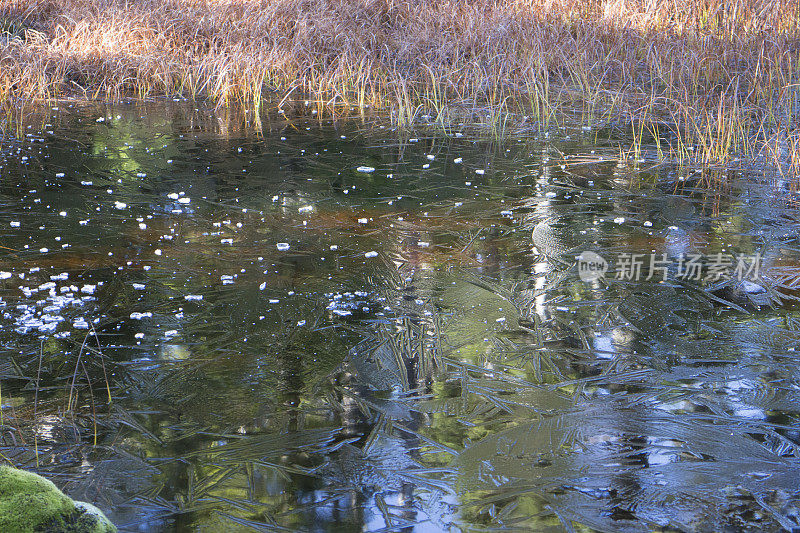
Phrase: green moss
[
  {"left": 0, "top": 466, "right": 116, "bottom": 533},
  {"left": 0, "top": 466, "right": 74, "bottom": 532}
]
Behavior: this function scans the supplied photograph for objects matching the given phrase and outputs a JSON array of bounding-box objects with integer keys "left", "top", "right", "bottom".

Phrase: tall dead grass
[{"left": 0, "top": 0, "right": 798, "bottom": 165}]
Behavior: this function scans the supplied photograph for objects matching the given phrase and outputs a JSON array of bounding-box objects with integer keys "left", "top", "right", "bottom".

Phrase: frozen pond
[{"left": 1, "top": 101, "right": 800, "bottom": 531}]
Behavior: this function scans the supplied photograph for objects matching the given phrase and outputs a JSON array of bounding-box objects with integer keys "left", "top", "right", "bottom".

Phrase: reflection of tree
[{"left": 443, "top": 176, "right": 800, "bottom": 530}]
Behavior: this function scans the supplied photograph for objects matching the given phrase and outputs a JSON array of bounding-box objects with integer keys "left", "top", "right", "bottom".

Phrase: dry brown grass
[{"left": 0, "top": 0, "right": 798, "bottom": 164}]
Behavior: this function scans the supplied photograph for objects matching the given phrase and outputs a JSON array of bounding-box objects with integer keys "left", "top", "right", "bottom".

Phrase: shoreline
[{"left": 1, "top": 0, "right": 799, "bottom": 167}]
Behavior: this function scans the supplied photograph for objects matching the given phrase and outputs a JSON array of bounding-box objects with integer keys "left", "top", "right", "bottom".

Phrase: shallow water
[{"left": 1, "top": 101, "right": 800, "bottom": 532}]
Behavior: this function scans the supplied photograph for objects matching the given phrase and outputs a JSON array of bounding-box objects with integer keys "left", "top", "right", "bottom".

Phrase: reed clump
[{"left": 0, "top": 0, "right": 798, "bottom": 166}]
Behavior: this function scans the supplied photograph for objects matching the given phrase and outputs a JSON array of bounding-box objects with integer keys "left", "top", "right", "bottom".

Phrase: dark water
[{"left": 1, "top": 101, "right": 800, "bottom": 532}]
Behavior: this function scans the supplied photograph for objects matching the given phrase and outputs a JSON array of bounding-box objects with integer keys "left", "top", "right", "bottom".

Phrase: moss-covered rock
[
  {"left": 71, "top": 502, "right": 116, "bottom": 533},
  {"left": 0, "top": 466, "right": 116, "bottom": 533}
]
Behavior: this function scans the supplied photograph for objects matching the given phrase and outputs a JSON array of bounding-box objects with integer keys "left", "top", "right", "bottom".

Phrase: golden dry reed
[{"left": 0, "top": 0, "right": 798, "bottom": 166}]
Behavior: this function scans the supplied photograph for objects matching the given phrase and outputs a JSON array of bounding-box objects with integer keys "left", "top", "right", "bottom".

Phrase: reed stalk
[{"left": 0, "top": 0, "right": 797, "bottom": 166}]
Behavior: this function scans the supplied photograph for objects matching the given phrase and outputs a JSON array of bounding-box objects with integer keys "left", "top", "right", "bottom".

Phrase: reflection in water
[{"left": 1, "top": 102, "right": 800, "bottom": 531}]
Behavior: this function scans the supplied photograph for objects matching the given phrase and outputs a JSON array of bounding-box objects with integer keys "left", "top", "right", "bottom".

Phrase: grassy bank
[{"left": 1, "top": 0, "right": 799, "bottom": 168}]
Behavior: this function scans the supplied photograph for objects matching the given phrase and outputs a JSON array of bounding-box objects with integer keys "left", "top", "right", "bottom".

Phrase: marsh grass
[{"left": 0, "top": 0, "right": 799, "bottom": 168}]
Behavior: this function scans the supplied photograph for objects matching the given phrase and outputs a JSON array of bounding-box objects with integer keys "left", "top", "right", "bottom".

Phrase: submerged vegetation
[{"left": 0, "top": 0, "right": 799, "bottom": 169}]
